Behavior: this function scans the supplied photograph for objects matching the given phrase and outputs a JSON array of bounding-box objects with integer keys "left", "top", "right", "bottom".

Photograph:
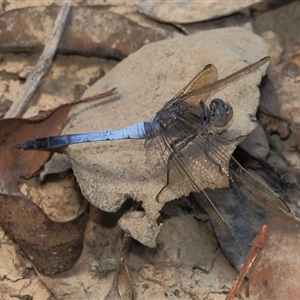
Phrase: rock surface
[
  {"left": 61, "top": 27, "right": 269, "bottom": 247},
  {"left": 136, "top": 1, "right": 262, "bottom": 23}
]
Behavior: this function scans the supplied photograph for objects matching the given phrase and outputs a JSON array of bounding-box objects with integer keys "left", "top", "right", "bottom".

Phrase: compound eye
[{"left": 210, "top": 98, "right": 233, "bottom": 127}]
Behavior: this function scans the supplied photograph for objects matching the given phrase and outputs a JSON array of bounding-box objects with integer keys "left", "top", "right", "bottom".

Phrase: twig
[
  {"left": 5, "top": 0, "right": 72, "bottom": 118},
  {"left": 226, "top": 225, "right": 268, "bottom": 300}
]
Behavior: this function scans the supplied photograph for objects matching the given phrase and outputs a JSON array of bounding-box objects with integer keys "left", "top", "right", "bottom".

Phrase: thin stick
[
  {"left": 226, "top": 225, "right": 268, "bottom": 300},
  {"left": 5, "top": 0, "right": 72, "bottom": 118}
]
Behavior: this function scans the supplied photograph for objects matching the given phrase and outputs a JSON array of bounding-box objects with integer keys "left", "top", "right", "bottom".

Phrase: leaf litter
[{"left": 0, "top": 89, "right": 115, "bottom": 275}]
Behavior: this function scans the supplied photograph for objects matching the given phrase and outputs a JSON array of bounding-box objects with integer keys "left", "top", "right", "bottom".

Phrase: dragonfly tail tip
[
  {"left": 12, "top": 141, "right": 37, "bottom": 151},
  {"left": 12, "top": 143, "right": 24, "bottom": 150}
]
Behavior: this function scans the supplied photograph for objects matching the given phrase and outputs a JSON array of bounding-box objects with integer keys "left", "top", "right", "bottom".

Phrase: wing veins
[{"left": 175, "top": 57, "right": 269, "bottom": 104}]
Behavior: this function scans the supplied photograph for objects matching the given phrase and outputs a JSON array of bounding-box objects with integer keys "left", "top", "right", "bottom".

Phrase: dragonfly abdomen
[{"left": 13, "top": 121, "right": 154, "bottom": 151}]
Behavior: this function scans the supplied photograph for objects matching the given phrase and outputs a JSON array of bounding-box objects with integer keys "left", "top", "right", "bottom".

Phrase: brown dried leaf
[
  {"left": 0, "top": 89, "right": 115, "bottom": 194},
  {"left": 0, "top": 195, "right": 89, "bottom": 275},
  {"left": 0, "top": 89, "right": 115, "bottom": 275}
]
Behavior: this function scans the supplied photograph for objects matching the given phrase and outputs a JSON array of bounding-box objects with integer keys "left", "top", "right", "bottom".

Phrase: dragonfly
[{"left": 14, "top": 56, "right": 293, "bottom": 254}]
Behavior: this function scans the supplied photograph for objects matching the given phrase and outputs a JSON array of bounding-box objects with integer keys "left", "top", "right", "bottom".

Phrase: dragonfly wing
[
  {"left": 228, "top": 157, "right": 293, "bottom": 217},
  {"left": 167, "top": 111, "right": 293, "bottom": 219},
  {"left": 166, "top": 64, "right": 218, "bottom": 107},
  {"left": 145, "top": 103, "right": 240, "bottom": 251},
  {"left": 180, "top": 56, "right": 269, "bottom": 103},
  {"left": 146, "top": 99, "right": 293, "bottom": 254}
]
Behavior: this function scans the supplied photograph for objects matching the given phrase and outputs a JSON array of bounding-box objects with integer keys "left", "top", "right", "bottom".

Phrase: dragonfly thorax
[{"left": 154, "top": 101, "right": 187, "bottom": 128}]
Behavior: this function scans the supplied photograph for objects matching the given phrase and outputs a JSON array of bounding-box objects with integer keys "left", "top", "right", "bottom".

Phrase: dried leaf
[
  {"left": 0, "top": 89, "right": 115, "bottom": 275},
  {"left": 0, "top": 195, "right": 89, "bottom": 275}
]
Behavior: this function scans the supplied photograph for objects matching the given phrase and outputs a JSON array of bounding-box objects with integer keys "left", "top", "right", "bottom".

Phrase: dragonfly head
[{"left": 210, "top": 98, "right": 233, "bottom": 127}]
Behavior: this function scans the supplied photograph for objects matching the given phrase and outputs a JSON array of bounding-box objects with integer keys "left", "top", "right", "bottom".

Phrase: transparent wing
[
  {"left": 168, "top": 64, "right": 218, "bottom": 106},
  {"left": 146, "top": 101, "right": 238, "bottom": 250},
  {"left": 146, "top": 100, "right": 292, "bottom": 254},
  {"left": 172, "top": 57, "right": 269, "bottom": 106}
]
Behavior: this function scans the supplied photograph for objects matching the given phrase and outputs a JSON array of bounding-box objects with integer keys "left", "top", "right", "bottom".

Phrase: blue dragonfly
[{"left": 14, "top": 57, "right": 293, "bottom": 253}]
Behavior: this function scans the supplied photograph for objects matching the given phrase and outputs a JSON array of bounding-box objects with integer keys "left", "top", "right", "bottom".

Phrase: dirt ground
[{"left": 0, "top": 1, "right": 300, "bottom": 300}]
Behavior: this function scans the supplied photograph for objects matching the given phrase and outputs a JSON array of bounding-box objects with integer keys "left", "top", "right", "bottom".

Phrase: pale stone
[
  {"left": 136, "top": 1, "right": 262, "bottom": 23},
  {"left": 62, "top": 27, "right": 268, "bottom": 247}
]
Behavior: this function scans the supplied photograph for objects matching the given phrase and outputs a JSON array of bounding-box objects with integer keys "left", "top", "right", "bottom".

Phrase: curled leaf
[{"left": 0, "top": 89, "right": 115, "bottom": 274}]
